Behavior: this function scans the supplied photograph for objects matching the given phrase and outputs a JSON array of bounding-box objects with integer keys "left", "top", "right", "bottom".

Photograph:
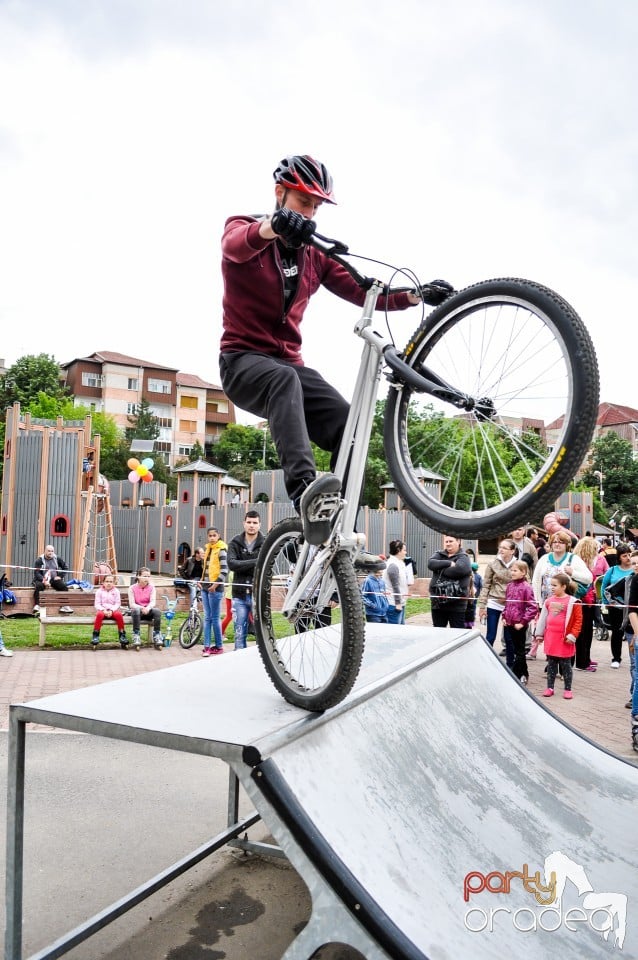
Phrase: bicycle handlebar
[
  {"left": 307, "top": 229, "right": 411, "bottom": 294},
  {"left": 306, "top": 229, "right": 426, "bottom": 299}
]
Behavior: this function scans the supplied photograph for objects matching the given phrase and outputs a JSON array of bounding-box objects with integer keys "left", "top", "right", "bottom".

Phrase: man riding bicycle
[{"left": 219, "top": 154, "right": 452, "bottom": 564}]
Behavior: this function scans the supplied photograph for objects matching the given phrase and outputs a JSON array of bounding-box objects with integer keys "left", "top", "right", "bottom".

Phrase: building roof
[
  {"left": 61, "top": 351, "right": 178, "bottom": 372},
  {"left": 596, "top": 402, "right": 638, "bottom": 427},
  {"left": 220, "top": 475, "right": 249, "bottom": 488},
  {"left": 176, "top": 371, "right": 222, "bottom": 390},
  {"left": 548, "top": 401, "right": 638, "bottom": 432},
  {"left": 172, "top": 459, "right": 225, "bottom": 474}
]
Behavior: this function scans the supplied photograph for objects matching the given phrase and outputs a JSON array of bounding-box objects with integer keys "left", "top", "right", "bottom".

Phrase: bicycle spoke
[{"left": 386, "top": 280, "right": 598, "bottom": 536}]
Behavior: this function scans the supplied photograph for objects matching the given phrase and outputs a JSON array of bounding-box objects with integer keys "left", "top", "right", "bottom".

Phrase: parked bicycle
[
  {"left": 159, "top": 594, "right": 180, "bottom": 646},
  {"left": 178, "top": 584, "right": 203, "bottom": 649},
  {"left": 253, "top": 227, "right": 599, "bottom": 712}
]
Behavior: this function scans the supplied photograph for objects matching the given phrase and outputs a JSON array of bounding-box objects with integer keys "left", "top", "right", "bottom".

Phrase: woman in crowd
[
  {"left": 477, "top": 539, "right": 517, "bottom": 647},
  {"left": 573, "top": 536, "right": 608, "bottom": 672},
  {"left": 383, "top": 540, "right": 410, "bottom": 625},
  {"left": 532, "top": 529, "right": 592, "bottom": 609},
  {"left": 600, "top": 543, "right": 634, "bottom": 668},
  {"left": 428, "top": 535, "right": 472, "bottom": 629}
]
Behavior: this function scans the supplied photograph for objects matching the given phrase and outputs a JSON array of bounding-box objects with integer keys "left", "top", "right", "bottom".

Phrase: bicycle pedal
[
  {"left": 300, "top": 473, "right": 341, "bottom": 510},
  {"left": 300, "top": 475, "right": 342, "bottom": 545}
]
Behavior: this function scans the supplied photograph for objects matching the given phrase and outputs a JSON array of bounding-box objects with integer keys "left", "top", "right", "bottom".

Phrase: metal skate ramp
[{"left": 6, "top": 626, "right": 638, "bottom": 959}]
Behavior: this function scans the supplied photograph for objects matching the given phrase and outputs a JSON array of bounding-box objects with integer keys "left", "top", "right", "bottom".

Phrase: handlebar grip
[{"left": 307, "top": 231, "right": 350, "bottom": 256}]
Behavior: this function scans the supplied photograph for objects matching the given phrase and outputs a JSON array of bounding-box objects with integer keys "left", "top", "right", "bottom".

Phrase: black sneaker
[
  {"left": 632, "top": 721, "right": 638, "bottom": 753},
  {"left": 299, "top": 474, "right": 342, "bottom": 545}
]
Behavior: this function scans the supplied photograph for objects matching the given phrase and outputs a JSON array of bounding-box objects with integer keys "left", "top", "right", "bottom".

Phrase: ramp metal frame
[
  {"left": 5, "top": 626, "right": 448, "bottom": 960},
  {"left": 8, "top": 625, "right": 633, "bottom": 960}
]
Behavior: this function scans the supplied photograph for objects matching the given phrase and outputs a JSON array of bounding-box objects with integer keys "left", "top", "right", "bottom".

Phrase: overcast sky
[{"left": 1, "top": 0, "right": 636, "bottom": 423}]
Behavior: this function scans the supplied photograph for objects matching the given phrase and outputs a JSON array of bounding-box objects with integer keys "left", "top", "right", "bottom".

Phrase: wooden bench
[{"left": 38, "top": 608, "right": 154, "bottom": 648}]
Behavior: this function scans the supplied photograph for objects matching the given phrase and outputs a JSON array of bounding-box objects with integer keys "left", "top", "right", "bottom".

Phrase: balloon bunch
[{"left": 127, "top": 457, "right": 154, "bottom": 484}]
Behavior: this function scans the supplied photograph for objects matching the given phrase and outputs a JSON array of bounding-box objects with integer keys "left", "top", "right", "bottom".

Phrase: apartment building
[{"left": 61, "top": 351, "right": 235, "bottom": 467}]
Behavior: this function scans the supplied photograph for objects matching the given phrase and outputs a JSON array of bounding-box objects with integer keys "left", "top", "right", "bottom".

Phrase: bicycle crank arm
[{"left": 384, "top": 346, "right": 472, "bottom": 409}]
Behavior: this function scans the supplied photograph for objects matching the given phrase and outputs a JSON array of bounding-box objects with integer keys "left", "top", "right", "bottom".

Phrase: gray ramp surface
[{"left": 8, "top": 626, "right": 638, "bottom": 958}]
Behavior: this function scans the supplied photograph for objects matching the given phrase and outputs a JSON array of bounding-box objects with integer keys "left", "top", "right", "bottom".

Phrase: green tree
[
  {"left": 362, "top": 400, "right": 391, "bottom": 507},
  {"left": 26, "top": 392, "right": 82, "bottom": 421},
  {"left": 124, "top": 399, "right": 175, "bottom": 499},
  {"left": 213, "top": 424, "right": 279, "bottom": 482},
  {"left": 581, "top": 432, "right": 638, "bottom": 525},
  {"left": 188, "top": 440, "right": 205, "bottom": 462},
  {"left": 125, "top": 398, "right": 159, "bottom": 443},
  {"left": 0, "top": 354, "right": 68, "bottom": 410}
]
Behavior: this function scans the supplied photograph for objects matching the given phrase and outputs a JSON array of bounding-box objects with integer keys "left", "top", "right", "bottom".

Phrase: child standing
[
  {"left": 534, "top": 572, "right": 583, "bottom": 700},
  {"left": 501, "top": 560, "right": 537, "bottom": 683},
  {"left": 464, "top": 551, "right": 483, "bottom": 629},
  {"left": 361, "top": 569, "right": 389, "bottom": 623},
  {"left": 92, "top": 574, "right": 128, "bottom": 649}
]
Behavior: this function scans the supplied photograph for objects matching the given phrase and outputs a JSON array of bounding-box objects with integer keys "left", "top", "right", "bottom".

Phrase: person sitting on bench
[
  {"left": 32, "top": 545, "right": 69, "bottom": 615},
  {"left": 128, "top": 567, "right": 163, "bottom": 650}
]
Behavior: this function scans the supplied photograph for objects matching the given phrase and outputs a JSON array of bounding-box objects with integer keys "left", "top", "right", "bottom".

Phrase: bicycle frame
[{"left": 281, "top": 282, "right": 389, "bottom": 616}]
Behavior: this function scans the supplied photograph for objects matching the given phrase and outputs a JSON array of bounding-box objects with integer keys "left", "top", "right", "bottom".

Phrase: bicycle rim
[
  {"left": 179, "top": 613, "right": 202, "bottom": 649},
  {"left": 253, "top": 518, "right": 365, "bottom": 711},
  {"left": 384, "top": 279, "right": 599, "bottom": 538}
]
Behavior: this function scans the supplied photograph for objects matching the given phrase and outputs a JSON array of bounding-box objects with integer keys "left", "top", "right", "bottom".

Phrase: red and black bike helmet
[{"left": 273, "top": 155, "right": 336, "bottom": 204}]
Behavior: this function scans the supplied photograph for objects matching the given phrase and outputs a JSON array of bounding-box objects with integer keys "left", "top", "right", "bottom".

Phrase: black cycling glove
[
  {"left": 416, "top": 279, "right": 455, "bottom": 306},
  {"left": 270, "top": 208, "right": 317, "bottom": 248}
]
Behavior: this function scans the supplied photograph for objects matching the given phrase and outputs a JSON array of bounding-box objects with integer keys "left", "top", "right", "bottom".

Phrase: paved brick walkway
[{"left": 1, "top": 625, "right": 636, "bottom": 763}]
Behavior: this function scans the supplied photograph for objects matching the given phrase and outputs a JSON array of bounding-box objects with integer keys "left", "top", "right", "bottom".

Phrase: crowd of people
[
  {"left": 3, "top": 513, "right": 638, "bottom": 752},
  {"left": 424, "top": 522, "right": 638, "bottom": 754}
]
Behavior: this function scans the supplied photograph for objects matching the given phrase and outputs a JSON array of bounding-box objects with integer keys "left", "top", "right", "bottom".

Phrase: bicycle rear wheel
[
  {"left": 384, "top": 279, "right": 598, "bottom": 538},
  {"left": 253, "top": 518, "right": 365, "bottom": 711},
  {"left": 179, "top": 612, "right": 202, "bottom": 649}
]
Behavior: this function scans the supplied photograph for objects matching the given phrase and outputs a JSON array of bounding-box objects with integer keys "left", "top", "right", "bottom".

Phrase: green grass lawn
[{"left": 0, "top": 597, "right": 431, "bottom": 650}]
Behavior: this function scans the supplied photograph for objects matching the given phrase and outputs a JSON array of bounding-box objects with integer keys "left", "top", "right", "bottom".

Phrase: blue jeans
[
  {"left": 485, "top": 608, "right": 503, "bottom": 647},
  {"left": 201, "top": 587, "right": 223, "bottom": 649},
  {"left": 386, "top": 606, "right": 405, "bottom": 625},
  {"left": 632, "top": 639, "right": 638, "bottom": 717},
  {"left": 232, "top": 596, "right": 252, "bottom": 649}
]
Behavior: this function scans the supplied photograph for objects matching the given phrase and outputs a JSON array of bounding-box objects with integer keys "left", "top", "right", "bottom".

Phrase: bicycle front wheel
[
  {"left": 253, "top": 518, "right": 365, "bottom": 712},
  {"left": 384, "top": 279, "right": 599, "bottom": 538},
  {"left": 179, "top": 612, "right": 202, "bottom": 649}
]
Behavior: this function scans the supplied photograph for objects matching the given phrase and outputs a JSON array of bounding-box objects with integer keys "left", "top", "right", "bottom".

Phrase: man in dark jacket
[
  {"left": 227, "top": 510, "right": 265, "bottom": 650},
  {"left": 32, "top": 544, "right": 69, "bottom": 615},
  {"left": 427, "top": 535, "right": 472, "bottom": 629}
]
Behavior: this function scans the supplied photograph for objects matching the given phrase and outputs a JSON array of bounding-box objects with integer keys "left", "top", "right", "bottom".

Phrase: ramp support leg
[{"left": 226, "top": 768, "right": 285, "bottom": 859}]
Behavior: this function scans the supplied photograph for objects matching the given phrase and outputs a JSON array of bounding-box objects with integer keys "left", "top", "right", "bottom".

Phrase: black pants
[
  {"left": 220, "top": 352, "right": 349, "bottom": 499},
  {"left": 431, "top": 604, "right": 466, "bottom": 629},
  {"left": 33, "top": 579, "right": 68, "bottom": 605},
  {"left": 575, "top": 602, "right": 595, "bottom": 668},
  {"left": 505, "top": 625, "right": 529, "bottom": 679},
  {"left": 546, "top": 655, "right": 573, "bottom": 691},
  {"left": 606, "top": 606, "right": 624, "bottom": 663}
]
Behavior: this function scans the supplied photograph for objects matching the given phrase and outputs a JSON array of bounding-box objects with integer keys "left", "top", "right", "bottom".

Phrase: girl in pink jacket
[{"left": 92, "top": 574, "right": 127, "bottom": 650}]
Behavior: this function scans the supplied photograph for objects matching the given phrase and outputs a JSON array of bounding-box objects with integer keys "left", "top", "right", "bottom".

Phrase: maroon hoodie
[{"left": 220, "top": 215, "right": 413, "bottom": 365}]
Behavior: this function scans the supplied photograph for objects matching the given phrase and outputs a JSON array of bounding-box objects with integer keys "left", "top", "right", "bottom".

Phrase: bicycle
[
  {"left": 178, "top": 584, "right": 203, "bottom": 649},
  {"left": 160, "top": 594, "right": 180, "bottom": 646},
  {"left": 252, "top": 227, "right": 599, "bottom": 712}
]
